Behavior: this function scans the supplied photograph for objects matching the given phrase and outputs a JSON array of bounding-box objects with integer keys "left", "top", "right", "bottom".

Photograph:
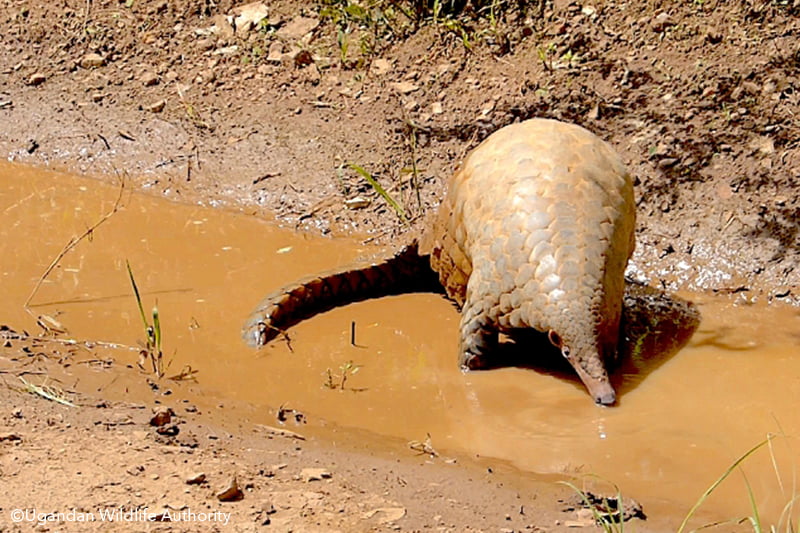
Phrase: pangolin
[{"left": 243, "top": 118, "right": 636, "bottom": 405}]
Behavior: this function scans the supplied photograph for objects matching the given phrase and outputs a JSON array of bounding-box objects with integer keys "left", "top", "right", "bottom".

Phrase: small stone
[
  {"left": 141, "top": 71, "right": 159, "bottom": 86},
  {"left": 657, "top": 157, "right": 679, "bottom": 169},
  {"left": 266, "top": 41, "right": 284, "bottom": 63},
  {"left": 196, "top": 70, "right": 216, "bottom": 84},
  {"left": 149, "top": 406, "right": 173, "bottom": 426},
  {"left": 232, "top": 2, "right": 269, "bottom": 35},
  {"left": 186, "top": 472, "right": 206, "bottom": 485},
  {"left": 144, "top": 99, "right": 166, "bottom": 113},
  {"left": 301, "top": 468, "right": 331, "bottom": 482},
  {"left": 750, "top": 136, "right": 775, "bottom": 155},
  {"left": 741, "top": 81, "right": 760, "bottom": 95},
  {"left": 217, "top": 477, "right": 244, "bottom": 501},
  {"left": 196, "top": 38, "right": 215, "bottom": 51},
  {"left": 91, "top": 92, "right": 104, "bottom": 102},
  {"left": 213, "top": 45, "right": 239, "bottom": 56},
  {"left": 345, "top": 197, "right": 370, "bottom": 209},
  {"left": 371, "top": 58, "right": 391, "bottom": 76},
  {"left": 650, "top": 12, "right": 675, "bottom": 33},
  {"left": 390, "top": 81, "right": 419, "bottom": 94},
  {"left": 0, "top": 433, "right": 22, "bottom": 442},
  {"left": 293, "top": 49, "right": 313, "bottom": 67},
  {"left": 276, "top": 16, "right": 319, "bottom": 40},
  {"left": 363, "top": 507, "right": 407, "bottom": 524},
  {"left": 80, "top": 53, "right": 106, "bottom": 69},
  {"left": 28, "top": 73, "right": 46, "bottom": 86},
  {"left": 431, "top": 102, "right": 443, "bottom": 114}
]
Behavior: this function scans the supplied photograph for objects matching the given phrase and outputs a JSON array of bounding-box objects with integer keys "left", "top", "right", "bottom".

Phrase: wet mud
[{"left": 2, "top": 161, "right": 799, "bottom": 526}]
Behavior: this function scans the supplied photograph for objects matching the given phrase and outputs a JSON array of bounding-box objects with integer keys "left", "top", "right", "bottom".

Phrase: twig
[
  {"left": 18, "top": 377, "right": 76, "bottom": 407},
  {"left": 25, "top": 175, "right": 126, "bottom": 310}
]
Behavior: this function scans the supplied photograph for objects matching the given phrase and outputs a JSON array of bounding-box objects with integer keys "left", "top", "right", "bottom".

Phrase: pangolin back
[{"left": 419, "top": 118, "right": 636, "bottom": 404}]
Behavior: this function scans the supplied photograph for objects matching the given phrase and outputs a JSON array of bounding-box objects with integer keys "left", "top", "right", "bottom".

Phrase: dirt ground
[{"left": 0, "top": 0, "right": 798, "bottom": 530}]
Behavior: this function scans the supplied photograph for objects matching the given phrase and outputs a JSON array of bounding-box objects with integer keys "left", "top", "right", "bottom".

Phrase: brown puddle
[{"left": 2, "top": 161, "right": 799, "bottom": 527}]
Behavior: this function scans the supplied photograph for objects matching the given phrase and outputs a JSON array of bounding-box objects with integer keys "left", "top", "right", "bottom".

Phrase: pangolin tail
[{"left": 242, "top": 242, "right": 441, "bottom": 347}]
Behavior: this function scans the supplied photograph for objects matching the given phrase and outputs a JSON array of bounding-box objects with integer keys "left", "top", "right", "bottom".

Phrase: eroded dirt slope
[{"left": 0, "top": 0, "right": 798, "bottom": 301}]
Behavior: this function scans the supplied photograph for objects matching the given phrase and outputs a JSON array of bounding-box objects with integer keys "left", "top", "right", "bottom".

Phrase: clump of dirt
[{"left": 0, "top": 0, "right": 797, "bottom": 302}]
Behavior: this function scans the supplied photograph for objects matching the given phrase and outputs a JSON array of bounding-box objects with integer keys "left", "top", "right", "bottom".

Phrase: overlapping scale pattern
[{"left": 420, "top": 119, "right": 635, "bottom": 404}]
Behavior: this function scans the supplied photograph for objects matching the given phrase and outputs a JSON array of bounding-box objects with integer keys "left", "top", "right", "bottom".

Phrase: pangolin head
[{"left": 547, "top": 328, "right": 617, "bottom": 406}]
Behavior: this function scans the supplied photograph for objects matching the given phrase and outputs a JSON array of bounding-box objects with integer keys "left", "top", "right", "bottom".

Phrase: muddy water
[{"left": 2, "top": 161, "right": 799, "bottom": 527}]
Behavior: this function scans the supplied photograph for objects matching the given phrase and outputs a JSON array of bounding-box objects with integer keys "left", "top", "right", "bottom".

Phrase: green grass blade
[
  {"left": 126, "top": 260, "right": 149, "bottom": 330},
  {"left": 741, "top": 469, "right": 763, "bottom": 533},
  {"left": 349, "top": 163, "right": 408, "bottom": 222},
  {"left": 152, "top": 306, "right": 161, "bottom": 353},
  {"left": 678, "top": 436, "right": 772, "bottom": 533}
]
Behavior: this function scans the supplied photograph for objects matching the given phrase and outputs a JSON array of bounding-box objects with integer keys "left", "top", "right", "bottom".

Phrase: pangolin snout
[
  {"left": 594, "top": 389, "right": 616, "bottom": 406},
  {"left": 568, "top": 357, "right": 617, "bottom": 407}
]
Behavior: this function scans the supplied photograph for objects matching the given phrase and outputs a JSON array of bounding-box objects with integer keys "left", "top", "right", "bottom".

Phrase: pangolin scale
[{"left": 244, "top": 118, "right": 636, "bottom": 405}]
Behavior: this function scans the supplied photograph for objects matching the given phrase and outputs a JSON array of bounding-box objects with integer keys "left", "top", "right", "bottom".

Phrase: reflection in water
[
  {"left": 1, "top": 161, "right": 799, "bottom": 528},
  {"left": 617, "top": 281, "right": 701, "bottom": 394}
]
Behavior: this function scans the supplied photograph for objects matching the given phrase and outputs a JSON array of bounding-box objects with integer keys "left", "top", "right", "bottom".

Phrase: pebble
[
  {"left": 28, "top": 73, "right": 46, "bottom": 86},
  {"left": 371, "top": 58, "right": 391, "bottom": 76},
  {"left": 650, "top": 13, "right": 675, "bottom": 33},
  {"left": 141, "top": 71, "right": 159, "bottom": 86},
  {"left": 217, "top": 477, "right": 244, "bottom": 501},
  {"left": 196, "top": 37, "right": 215, "bottom": 51},
  {"left": 266, "top": 41, "right": 284, "bottom": 63},
  {"left": 80, "top": 53, "right": 105, "bottom": 69},
  {"left": 150, "top": 406, "right": 173, "bottom": 426},
  {"left": 276, "top": 16, "right": 319, "bottom": 40},
  {"left": 186, "top": 472, "right": 206, "bottom": 485},
  {"left": 144, "top": 99, "right": 166, "bottom": 113},
  {"left": 301, "top": 468, "right": 331, "bottom": 482},
  {"left": 390, "top": 81, "right": 419, "bottom": 94}
]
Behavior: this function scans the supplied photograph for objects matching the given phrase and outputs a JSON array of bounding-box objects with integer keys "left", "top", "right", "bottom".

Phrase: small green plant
[
  {"left": 127, "top": 260, "right": 165, "bottom": 378},
  {"left": 349, "top": 163, "right": 409, "bottom": 222},
  {"left": 320, "top": 0, "right": 397, "bottom": 67},
  {"left": 337, "top": 26, "right": 350, "bottom": 65},
  {"left": 324, "top": 360, "right": 362, "bottom": 390},
  {"left": 537, "top": 42, "right": 556, "bottom": 71},
  {"left": 559, "top": 476, "right": 632, "bottom": 533}
]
